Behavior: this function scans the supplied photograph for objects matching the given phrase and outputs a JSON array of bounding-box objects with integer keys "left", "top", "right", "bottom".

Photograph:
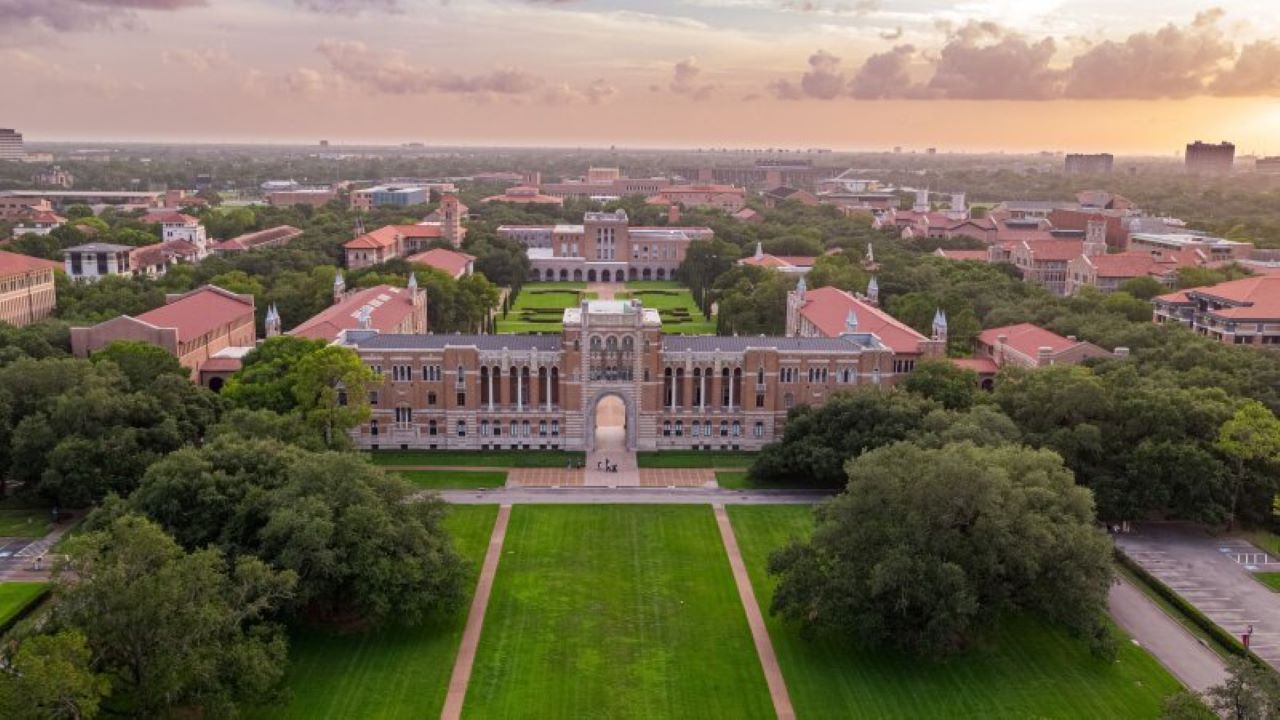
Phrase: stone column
[
  {"left": 517, "top": 369, "right": 524, "bottom": 412},
  {"left": 699, "top": 371, "right": 706, "bottom": 413},
  {"left": 545, "top": 368, "right": 552, "bottom": 412},
  {"left": 487, "top": 369, "right": 494, "bottom": 412},
  {"left": 728, "top": 368, "right": 735, "bottom": 410}
]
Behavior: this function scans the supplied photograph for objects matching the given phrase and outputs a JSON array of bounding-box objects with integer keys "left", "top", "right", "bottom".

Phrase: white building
[
  {"left": 63, "top": 243, "right": 134, "bottom": 282},
  {"left": 0, "top": 129, "right": 23, "bottom": 161}
]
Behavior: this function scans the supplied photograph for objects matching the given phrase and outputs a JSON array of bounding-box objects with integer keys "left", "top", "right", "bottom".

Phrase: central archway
[{"left": 586, "top": 391, "right": 635, "bottom": 451}]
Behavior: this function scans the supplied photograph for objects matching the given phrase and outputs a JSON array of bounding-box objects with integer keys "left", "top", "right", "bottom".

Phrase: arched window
[
  {"left": 590, "top": 336, "right": 602, "bottom": 350},
  {"left": 428, "top": 420, "right": 438, "bottom": 436},
  {"left": 622, "top": 336, "right": 634, "bottom": 351},
  {"left": 606, "top": 336, "right": 618, "bottom": 351},
  {"left": 370, "top": 419, "right": 379, "bottom": 437},
  {"left": 703, "top": 420, "right": 712, "bottom": 436},
  {"left": 757, "top": 367, "right": 765, "bottom": 384},
  {"left": 481, "top": 420, "right": 490, "bottom": 437},
  {"left": 663, "top": 421, "right": 672, "bottom": 437},
  {"left": 539, "top": 420, "right": 547, "bottom": 436},
  {"left": 720, "top": 420, "right": 729, "bottom": 437},
  {"left": 732, "top": 421, "right": 741, "bottom": 437},
  {"left": 456, "top": 420, "right": 467, "bottom": 437},
  {"left": 674, "top": 420, "right": 684, "bottom": 437}
]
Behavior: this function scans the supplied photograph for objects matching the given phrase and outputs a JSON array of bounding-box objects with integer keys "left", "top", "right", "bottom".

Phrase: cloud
[
  {"left": 849, "top": 44, "right": 916, "bottom": 99},
  {"left": 769, "top": 9, "right": 1280, "bottom": 102},
  {"left": 161, "top": 47, "right": 229, "bottom": 72},
  {"left": 769, "top": 49, "right": 846, "bottom": 100},
  {"left": 1, "top": 47, "right": 146, "bottom": 94},
  {"left": 294, "top": 0, "right": 400, "bottom": 14},
  {"left": 926, "top": 21, "right": 1063, "bottom": 100},
  {"left": 1211, "top": 40, "right": 1280, "bottom": 96},
  {"left": 879, "top": 26, "right": 903, "bottom": 41},
  {"left": 1063, "top": 8, "right": 1232, "bottom": 99},
  {"left": 668, "top": 57, "right": 717, "bottom": 101},
  {"left": 0, "top": 0, "right": 203, "bottom": 32},
  {"left": 539, "top": 78, "right": 619, "bottom": 105}
]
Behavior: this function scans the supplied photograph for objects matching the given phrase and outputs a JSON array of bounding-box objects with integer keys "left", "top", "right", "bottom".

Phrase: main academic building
[{"left": 341, "top": 281, "right": 947, "bottom": 452}]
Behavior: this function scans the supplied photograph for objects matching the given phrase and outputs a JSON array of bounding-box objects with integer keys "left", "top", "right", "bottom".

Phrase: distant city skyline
[{"left": 3, "top": 1, "right": 1280, "bottom": 154}]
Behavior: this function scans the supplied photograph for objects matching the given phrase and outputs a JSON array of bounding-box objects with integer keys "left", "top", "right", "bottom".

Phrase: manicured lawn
[
  {"left": 257, "top": 505, "right": 499, "bottom": 720},
  {"left": 0, "top": 496, "right": 51, "bottom": 538},
  {"left": 368, "top": 449, "right": 583, "bottom": 468},
  {"left": 397, "top": 470, "right": 507, "bottom": 490},
  {"left": 497, "top": 284, "right": 594, "bottom": 333},
  {"left": 636, "top": 450, "right": 757, "bottom": 468},
  {"left": 463, "top": 505, "right": 774, "bottom": 719},
  {"left": 0, "top": 582, "right": 49, "bottom": 630},
  {"left": 727, "top": 505, "right": 1183, "bottom": 719},
  {"left": 624, "top": 282, "right": 715, "bottom": 334},
  {"left": 1254, "top": 572, "right": 1280, "bottom": 591}
]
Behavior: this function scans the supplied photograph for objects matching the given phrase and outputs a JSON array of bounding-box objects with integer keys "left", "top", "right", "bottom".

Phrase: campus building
[
  {"left": 1186, "top": 141, "right": 1235, "bottom": 174},
  {"left": 0, "top": 251, "right": 60, "bottom": 327},
  {"left": 498, "top": 209, "right": 713, "bottom": 282},
  {"left": 1153, "top": 276, "right": 1280, "bottom": 347},
  {"left": 341, "top": 292, "right": 937, "bottom": 452},
  {"left": 70, "top": 285, "right": 257, "bottom": 384},
  {"left": 344, "top": 195, "right": 466, "bottom": 268}
]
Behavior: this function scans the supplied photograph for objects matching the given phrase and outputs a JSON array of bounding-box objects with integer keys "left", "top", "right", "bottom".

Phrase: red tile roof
[
  {"left": 934, "top": 249, "right": 990, "bottom": 261},
  {"left": 135, "top": 286, "right": 255, "bottom": 341},
  {"left": 1018, "top": 239, "right": 1085, "bottom": 261},
  {"left": 951, "top": 357, "right": 1000, "bottom": 374},
  {"left": 798, "top": 286, "right": 930, "bottom": 354},
  {"left": 1187, "top": 276, "right": 1280, "bottom": 319},
  {"left": 406, "top": 248, "right": 475, "bottom": 278},
  {"left": 739, "top": 254, "right": 816, "bottom": 269},
  {"left": 978, "top": 323, "right": 1077, "bottom": 357},
  {"left": 213, "top": 225, "right": 303, "bottom": 252},
  {"left": 143, "top": 211, "right": 199, "bottom": 225},
  {"left": 199, "top": 357, "right": 244, "bottom": 373},
  {"left": 0, "top": 250, "right": 61, "bottom": 275},
  {"left": 344, "top": 224, "right": 442, "bottom": 250},
  {"left": 20, "top": 210, "right": 65, "bottom": 225},
  {"left": 288, "top": 285, "right": 419, "bottom": 341}
]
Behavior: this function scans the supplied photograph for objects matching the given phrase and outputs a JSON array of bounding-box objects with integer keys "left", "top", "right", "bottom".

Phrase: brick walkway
[
  {"left": 639, "top": 468, "right": 716, "bottom": 488},
  {"left": 713, "top": 504, "right": 796, "bottom": 720},
  {"left": 507, "top": 468, "right": 585, "bottom": 487},
  {"left": 441, "top": 504, "right": 512, "bottom": 720}
]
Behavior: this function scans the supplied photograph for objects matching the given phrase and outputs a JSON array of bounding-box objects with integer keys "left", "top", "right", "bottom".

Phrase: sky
[{"left": 3, "top": 0, "right": 1280, "bottom": 154}]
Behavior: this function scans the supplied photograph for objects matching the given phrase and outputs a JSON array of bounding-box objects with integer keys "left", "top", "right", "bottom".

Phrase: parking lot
[{"left": 1116, "top": 523, "right": 1280, "bottom": 670}]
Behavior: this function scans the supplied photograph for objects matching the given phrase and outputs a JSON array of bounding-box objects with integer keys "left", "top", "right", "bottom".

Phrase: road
[
  {"left": 434, "top": 486, "right": 834, "bottom": 505},
  {"left": 1108, "top": 577, "right": 1228, "bottom": 693}
]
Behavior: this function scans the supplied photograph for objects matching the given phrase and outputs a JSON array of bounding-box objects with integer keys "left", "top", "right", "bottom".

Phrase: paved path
[
  {"left": 0, "top": 516, "right": 81, "bottom": 582},
  {"left": 586, "top": 282, "right": 623, "bottom": 300},
  {"left": 435, "top": 487, "right": 833, "bottom": 505},
  {"left": 441, "top": 504, "right": 511, "bottom": 720},
  {"left": 1108, "top": 577, "right": 1228, "bottom": 692},
  {"left": 714, "top": 504, "right": 796, "bottom": 720},
  {"left": 1117, "top": 523, "right": 1280, "bottom": 672}
]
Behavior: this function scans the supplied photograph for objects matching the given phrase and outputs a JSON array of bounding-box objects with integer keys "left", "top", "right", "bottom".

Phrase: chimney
[{"left": 667, "top": 204, "right": 681, "bottom": 224}]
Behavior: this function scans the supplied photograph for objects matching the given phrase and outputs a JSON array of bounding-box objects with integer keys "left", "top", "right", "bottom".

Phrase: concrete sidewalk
[{"left": 1109, "top": 577, "right": 1228, "bottom": 692}]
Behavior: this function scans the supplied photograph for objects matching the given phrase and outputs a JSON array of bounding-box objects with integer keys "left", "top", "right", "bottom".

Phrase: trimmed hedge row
[{"left": 1114, "top": 548, "right": 1256, "bottom": 661}]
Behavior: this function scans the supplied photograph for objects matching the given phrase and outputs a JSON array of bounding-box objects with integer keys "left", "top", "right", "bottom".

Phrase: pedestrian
[{"left": 597, "top": 460, "right": 602, "bottom": 470}]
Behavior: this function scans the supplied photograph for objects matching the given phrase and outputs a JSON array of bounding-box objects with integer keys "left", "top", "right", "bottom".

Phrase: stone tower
[
  {"left": 1085, "top": 217, "right": 1108, "bottom": 256},
  {"left": 784, "top": 275, "right": 807, "bottom": 337},
  {"left": 441, "top": 193, "right": 464, "bottom": 248},
  {"left": 333, "top": 270, "right": 346, "bottom": 304},
  {"left": 931, "top": 308, "right": 948, "bottom": 344},
  {"left": 264, "top": 304, "right": 281, "bottom": 338}
]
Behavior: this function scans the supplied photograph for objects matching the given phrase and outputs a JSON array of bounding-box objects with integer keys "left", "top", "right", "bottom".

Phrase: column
[
  {"left": 545, "top": 368, "right": 552, "bottom": 412},
  {"left": 517, "top": 369, "right": 524, "bottom": 412},
  {"left": 668, "top": 371, "right": 675, "bottom": 411},
  {"left": 728, "top": 369, "right": 735, "bottom": 410},
  {"left": 487, "top": 369, "right": 494, "bottom": 412},
  {"left": 700, "top": 371, "right": 706, "bottom": 413}
]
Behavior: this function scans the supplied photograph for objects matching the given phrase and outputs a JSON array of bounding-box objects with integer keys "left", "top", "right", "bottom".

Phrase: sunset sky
[{"left": 4, "top": 0, "right": 1280, "bottom": 153}]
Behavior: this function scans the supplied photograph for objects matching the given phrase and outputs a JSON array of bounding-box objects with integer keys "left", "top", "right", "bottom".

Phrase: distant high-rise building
[
  {"left": 319, "top": 139, "right": 329, "bottom": 147},
  {"left": 1064, "top": 153, "right": 1114, "bottom": 175},
  {"left": 1256, "top": 157, "right": 1280, "bottom": 174},
  {"left": 0, "top": 129, "right": 24, "bottom": 161},
  {"left": 1185, "top": 141, "right": 1235, "bottom": 174}
]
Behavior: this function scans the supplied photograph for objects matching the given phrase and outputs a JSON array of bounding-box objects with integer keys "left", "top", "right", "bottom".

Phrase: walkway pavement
[
  {"left": 714, "top": 504, "right": 796, "bottom": 720},
  {"left": 586, "top": 282, "right": 623, "bottom": 300},
  {"left": 1117, "top": 523, "right": 1280, "bottom": 672},
  {"left": 1108, "top": 577, "right": 1228, "bottom": 693},
  {"left": 441, "top": 504, "right": 511, "bottom": 720},
  {"left": 0, "top": 516, "right": 81, "bottom": 582}
]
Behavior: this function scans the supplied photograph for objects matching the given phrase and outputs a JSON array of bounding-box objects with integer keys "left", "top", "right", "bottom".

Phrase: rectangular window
[
  {"left": 368, "top": 391, "right": 379, "bottom": 405},
  {"left": 456, "top": 392, "right": 466, "bottom": 406}
]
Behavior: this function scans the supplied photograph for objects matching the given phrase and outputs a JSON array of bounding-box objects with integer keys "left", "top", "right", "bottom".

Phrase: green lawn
[
  {"left": 624, "top": 282, "right": 715, "bottom": 334},
  {"left": 0, "top": 496, "right": 51, "bottom": 538},
  {"left": 727, "top": 506, "right": 1183, "bottom": 719},
  {"left": 1254, "top": 572, "right": 1280, "bottom": 591},
  {"left": 0, "top": 582, "right": 49, "bottom": 630},
  {"left": 257, "top": 505, "right": 499, "bottom": 720},
  {"left": 397, "top": 470, "right": 508, "bottom": 490},
  {"left": 636, "top": 450, "right": 757, "bottom": 468},
  {"left": 497, "top": 284, "right": 594, "bottom": 333},
  {"left": 463, "top": 505, "right": 774, "bottom": 719},
  {"left": 368, "top": 449, "right": 583, "bottom": 468}
]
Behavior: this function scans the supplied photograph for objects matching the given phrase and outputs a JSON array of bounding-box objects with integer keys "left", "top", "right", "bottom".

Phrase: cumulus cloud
[
  {"left": 1211, "top": 40, "right": 1280, "bottom": 96},
  {"left": 926, "top": 21, "right": 1063, "bottom": 100},
  {"left": 768, "top": 9, "right": 1280, "bottom": 102},
  {"left": 0, "top": 0, "right": 203, "bottom": 32},
  {"left": 539, "top": 78, "right": 619, "bottom": 105},
  {"left": 294, "top": 0, "right": 400, "bottom": 14},
  {"left": 769, "top": 49, "right": 846, "bottom": 100},
  {"left": 668, "top": 57, "right": 717, "bottom": 101},
  {"left": 1064, "top": 9, "right": 1232, "bottom": 99},
  {"left": 161, "top": 47, "right": 229, "bottom": 72}
]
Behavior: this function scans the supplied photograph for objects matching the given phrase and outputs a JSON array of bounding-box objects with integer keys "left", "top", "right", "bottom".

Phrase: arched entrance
[{"left": 587, "top": 392, "right": 633, "bottom": 451}]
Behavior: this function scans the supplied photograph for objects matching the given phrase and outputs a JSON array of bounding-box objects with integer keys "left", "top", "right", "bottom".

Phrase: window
[
  {"left": 395, "top": 407, "right": 412, "bottom": 423},
  {"left": 427, "top": 392, "right": 437, "bottom": 406},
  {"left": 368, "top": 391, "right": 379, "bottom": 405},
  {"left": 551, "top": 420, "right": 560, "bottom": 436},
  {"left": 732, "top": 421, "right": 741, "bottom": 437},
  {"left": 456, "top": 420, "right": 467, "bottom": 437},
  {"left": 675, "top": 420, "right": 683, "bottom": 437},
  {"left": 337, "top": 389, "right": 348, "bottom": 406},
  {"left": 456, "top": 392, "right": 466, "bottom": 406},
  {"left": 753, "top": 421, "right": 764, "bottom": 438},
  {"left": 370, "top": 419, "right": 379, "bottom": 436},
  {"left": 703, "top": 420, "right": 712, "bottom": 436},
  {"left": 539, "top": 420, "right": 547, "bottom": 436},
  {"left": 663, "top": 421, "right": 672, "bottom": 437},
  {"left": 755, "top": 393, "right": 764, "bottom": 408},
  {"left": 522, "top": 420, "right": 530, "bottom": 437},
  {"left": 422, "top": 365, "right": 441, "bottom": 381},
  {"left": 784, "top": 393, "right": 794, "bottom": 409},
  {"left": 456, "top": 366, "right": 466, "bottom": 387},
  {"left": 510, "top": 421, "right": 518, "bottom": 437},
  {"left": 428, "top": 420, "right": 437, "bottom": 436},
  {"left": 392, "top": 365, "right": 412, "bottom": 382},
  {"left": 719, "top": 421, "right": 728, "bottom": 437},
  {"left": 370, "top": 364, "right": 383, "bottom": 377},
  {"left": 481, "top": 420, "right": 490, "bottom": 437},
  {"left": 691, "top": 422, "right": 701, "bottom": 437}
]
